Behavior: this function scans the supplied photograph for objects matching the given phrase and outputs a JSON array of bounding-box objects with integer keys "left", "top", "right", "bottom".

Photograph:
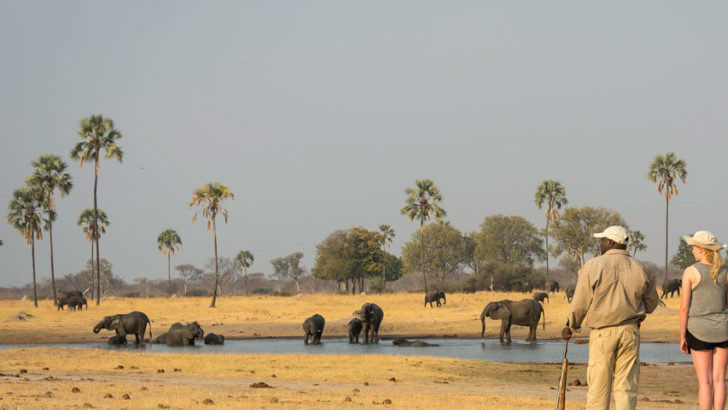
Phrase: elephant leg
[
  {"left": 304, "top": 332, "right": 310, "bottom": 345},
  {"left": 373, "top": 324, "right": 380, "bottom": 343}
]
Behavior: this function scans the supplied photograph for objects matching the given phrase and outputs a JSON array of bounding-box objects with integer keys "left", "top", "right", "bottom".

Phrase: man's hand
[{"left": 561, "top": 327, "right": 572, "bottom": 340}]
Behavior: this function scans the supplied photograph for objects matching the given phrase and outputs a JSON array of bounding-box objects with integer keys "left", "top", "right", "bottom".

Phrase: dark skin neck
[{"left": 599, "top": 237, "right": 628, "bottom": 255}]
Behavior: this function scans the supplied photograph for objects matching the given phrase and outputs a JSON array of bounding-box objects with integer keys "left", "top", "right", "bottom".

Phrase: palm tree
[
  {"left": 70, "top": 114, "right": 123, "bottom": 305},
  {"left": 7, "top": 186, "right": 44, "bottom": 307},
  {"left": 27, "top": 154, "right": 73, "bottom": 304},
  {"left": 157, "top": 229, "right": 182, "bottom": 297},
  {"left": 378, "top": 224, "right": 395, "bottom": 286},
  {"left": 534, "top": 180, "right": 568, "bottom": 282},
  {"left": 400, "top": 179, "right": 446, "bottom": 294},
  {"left": 190, "top": 182, "right": 234, "bottom": 307},
  {"left": 629, "top": 230, "right": 647, "bottom": 258},
  {"left": 235, "top": 250, "right": 254, "bottom": 296},
  {"left": 78, "top": 208, "right": 109, "bottom": 298},
  {"left": 648, "top": 153, "right": 687, "bottom": 282}
]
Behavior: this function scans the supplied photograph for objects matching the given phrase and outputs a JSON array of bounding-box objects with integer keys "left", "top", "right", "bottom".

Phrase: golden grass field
[{"left": 0, "top": 291, "right": 692, "bottom": 409}]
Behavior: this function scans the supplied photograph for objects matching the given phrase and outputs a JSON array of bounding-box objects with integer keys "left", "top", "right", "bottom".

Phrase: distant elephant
[
  {"left": 357, "top": 303, "right": 384, "bottom": 344},
  {"left": 463, "top": 284, "right": 476, "bottom": 294},
  {"left": 533, "top": 292, "right": 549, "bottom": 304},
  {"left": 424, "top": 291, "right": 446, "bottom": 308},
  {"left": 204, "top": 333, "right": 225, "bottom": 345},
  {"left": 521, "top": 282, "right": 534, "bottom": 293},
  {"left": 662, "top": 279, "right": 682, "bottom": 299},
  {"left": 392, "top": 338, "right": 439, "bottom": 347},
  {"left": 348, "top": 318, "right": 362, "bottom": 344},
  {"left": 545, "top": 280, "right": 560, "bottom": 293},
  {"left": 480, "top": 299, "right": 545, "bottom": 343},
  {"left": 565, "top": 285, "right": 576, "bottom": 302},
  {"left": 162, "top": 322, "right": 204, "bottom": 346},
  {"left": 93, "top": 311, "right": 152, "bottom": 345},
  {"left": 151, "top": 332, "right": 168, "bottom": 344},
  {"left": 303, "top": 314, "right": 325, "bottom": 344},
  {"left": 57, "top": 290, "right": 84, "bottom": 310},
  {"left": 66, "top": 296, "right": 87, "bottom": 311},
  {"left": 107, "top": 334, "right": 127, "bottom": 346}
]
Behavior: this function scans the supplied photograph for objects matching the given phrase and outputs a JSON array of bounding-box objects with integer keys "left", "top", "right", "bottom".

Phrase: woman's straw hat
[{"left": 683, "top": 231, "right": 727, "bottom": 251}]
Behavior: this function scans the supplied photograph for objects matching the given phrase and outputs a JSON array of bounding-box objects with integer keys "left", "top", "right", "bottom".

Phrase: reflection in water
[{"left": 2, "top": 338, "right": 688, "bottom": 364}]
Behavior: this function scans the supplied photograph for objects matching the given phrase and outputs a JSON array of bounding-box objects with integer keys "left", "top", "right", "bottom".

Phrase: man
[{"left": 562, "top": 226, "right": 659, "bottom": 410}]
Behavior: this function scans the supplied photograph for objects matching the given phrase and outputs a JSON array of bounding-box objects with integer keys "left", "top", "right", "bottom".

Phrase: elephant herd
[
  {"left": 92, "top": 311, "right": 224, "bottom": 347},
  {"left": 305, "top": 302, "right": 385, "bottom": 346}
]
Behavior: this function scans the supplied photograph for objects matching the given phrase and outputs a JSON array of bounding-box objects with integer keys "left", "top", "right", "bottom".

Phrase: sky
[{"left": 1, "top": 1, "right": 727, "bottom": 287}]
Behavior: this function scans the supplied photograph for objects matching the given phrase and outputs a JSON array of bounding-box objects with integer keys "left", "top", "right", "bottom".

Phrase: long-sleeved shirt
[{"left": 567, "top": 249, "right": 660, "bottom": 331}]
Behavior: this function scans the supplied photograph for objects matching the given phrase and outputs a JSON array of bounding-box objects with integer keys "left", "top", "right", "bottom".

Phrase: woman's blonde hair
[{"left": 702, "top": 248, "right": 724, "bottom": 283}]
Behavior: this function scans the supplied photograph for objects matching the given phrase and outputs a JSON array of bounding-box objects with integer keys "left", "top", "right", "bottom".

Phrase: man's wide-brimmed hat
[
  {"left": 593, "top": 226, "right": 629, "bottom": 245},
  {"left": 683, "top": 231, "right": 726, "bottom": 251}
]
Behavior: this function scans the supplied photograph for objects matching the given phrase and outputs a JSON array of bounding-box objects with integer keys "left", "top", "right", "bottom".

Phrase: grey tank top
[{"left": 688, "top": 263, "right": 728, "bottom": 343}]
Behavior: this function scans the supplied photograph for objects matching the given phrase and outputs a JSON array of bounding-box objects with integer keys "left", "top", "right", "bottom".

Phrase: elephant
[
  {"left": 161, "top": 322, "right": 204, "bottom": 346},
  {"left": 662, "top": 279, "right": 682, "bottom": 299},
  {"left": 302, "top": 314, "right": 325, "bottom": 345},
  {"left": 565, "top": 285, "right": 576, "bottom": 302},
  {"left": 392, "top": 338, "right": 439, "bottom": 347},
  {"left": 545, "top": 280, "right": 560, "bottom": 293},
  {"left": 520, "top": 281, "right": 534, "bottom": 293},
  {"left": 480, "top": 299, "right": 545, "bottom": 343},
  {"left": 357, "top": 303, "right": 384, "bottom": 344},
  {"left": 107, "top": 334, "right": 127, "bottom": 346},
  {"left": 93, "top": 311, "right": 152, "bottom": 345},
  {"left": 65, "top": 296, "right": 87, "bottom": 311},
  {"left": 348, "top": 317, "right": 362, "bottom": 344},
  {"left": 204, "top": 333, "right": 225, "bottom": 345},
  {"left": 424, "top": 291, "right": 446, "bottom": 308},
  {"left": 463, "top": 284, "right": 476, "bottom": 294},
  {"left": 151, "top": 332, "right": 168, "bottom": 344},
  {"left": 533, "top": 292, "right": 549, "bottom": 304},
  {"left": 57, "top": 291, "right": 84, "bottom": 310}
]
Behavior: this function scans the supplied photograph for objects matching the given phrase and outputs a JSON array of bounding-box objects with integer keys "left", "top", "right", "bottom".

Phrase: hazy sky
[{"left": 1, "top": 1, "right": 726, "bottom": 287}]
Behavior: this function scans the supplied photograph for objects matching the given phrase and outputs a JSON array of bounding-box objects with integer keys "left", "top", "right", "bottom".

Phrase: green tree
[
  {"left": 400, "top": 179, "right": 446, "bottom": 294},
  {"left": 534, "top": 180, "right": 567, "bottom": 282},
  {"left": 648, "top": 152, "right": 687, "bottom": 282},
  {"left": 235, "top": 250, "right": 254, "bottom": 296},
  {"left": 27, "top": 154, "right": 73, "bottom": 304},
  {"left": 7, "top": 186, "right": 45, "bottom": 307},
  {"left": 78, "top": 208, "right": 109, "bottom": 299},
  {"left": 463, "top": 232, "right": 486, "bottom": 281},
  {"left": 71, "top": 114, "right": 123, "bottom": 305},
  {"left": 401, "top": 221, "right": 466, "bottom": 291},
  {"left": 378, "top": 225, "right": 395, "bottom": 285},
  {"left": 474, "top": 215, "right": 544, "bottom": 266},
  {"left": 271, "top": 252, "right": 306, "bottom": 293},
  {"left": 550, "top": 206, "right": 628, "bottom": 267},
  {"left": 189, "top": 182, "right": 234, "bottom": 307},
  {"left": 157, "top": 229, "right": 182, "bottom": 297},
  {"left": 671, "top": 238, "right": 695, "bottom": 270},
  {"left": 628, "top": 230, "right": 647, "bottom": 258}
]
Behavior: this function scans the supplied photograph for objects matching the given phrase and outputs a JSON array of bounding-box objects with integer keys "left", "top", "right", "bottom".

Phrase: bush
[
  {"left": 186, "top": 288, "right": 210, "bottom": 297},
  {"left": 470, "top": 263, "right": 545, "bottom": 292}
]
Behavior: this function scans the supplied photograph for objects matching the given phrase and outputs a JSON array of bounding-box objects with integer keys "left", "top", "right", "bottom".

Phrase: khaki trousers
[{"left": 586, "top": 323, "right": 640, "bottom": 410}]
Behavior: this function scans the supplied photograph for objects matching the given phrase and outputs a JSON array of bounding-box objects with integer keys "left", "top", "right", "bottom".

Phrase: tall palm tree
[
  {"left": 534, "top": 180, "right": 568, "bottom": 282},
  {"left": 400, "top": 179, "right": 446, "bottom": 294},
  {"left": 7, "top": 186, "right": 44, "bottom": 307},
  {"left": 27, "top": 154, "right": 73, "bottom": 304},
  {"left": 78, "top": 208, "right": 109, "bottom": 298},
  {"left": 628, "top": 230, "right": 647, "bottom": 258},
  {"left": 648, "top": 153, "right": 687, "bottom": 282},
  {"left": 157, "top": 229, "right": 182, "bottom": 297},
  {"left": 235, "top": 250, "right": 254, "bottom": 296},
  {"left": 378, "top": 224, "right": 395, "bottom": 285},
  {"left": 190, "top": 182, "right": 234, "bottom": 307},
  {"left": 70, "top": 114, "right": 123, "bottom": 305}
]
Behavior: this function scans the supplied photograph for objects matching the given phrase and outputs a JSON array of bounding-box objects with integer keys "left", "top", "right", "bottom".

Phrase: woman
[{"left": 680, "top": 230, "right": 728, "bottom": 410}]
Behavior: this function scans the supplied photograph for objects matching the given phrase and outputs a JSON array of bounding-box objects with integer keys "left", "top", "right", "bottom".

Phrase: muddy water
[{"left": 0, "top": 338, "right": 688, "bottom": 364}]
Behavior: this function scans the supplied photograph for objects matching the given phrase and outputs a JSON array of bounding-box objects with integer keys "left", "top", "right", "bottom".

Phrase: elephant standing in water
[
  {"left": 480, "top": 299, "right": 545, "bottom": 343},
  {"left": 302, "top": 314, "right": 325, "bottom": 345},
  {"left": 356, "top": 303, "right": 383, "bottom": 344},
  {"left": 153, "top": 322, "right": 204, "bottom": 346},
  {"left": 348, "top": 318, "right": 362, "bottom": 344},
  {"left": 93, "top": 311, "right": 152, "bottom": 345},
  {"left": 424, "top": 291, "right": 446, "bottom": 308}
]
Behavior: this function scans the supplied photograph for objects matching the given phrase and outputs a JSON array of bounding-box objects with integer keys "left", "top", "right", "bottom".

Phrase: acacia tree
[
  {"left": 189, "top": 182, "right": 234, "bottom": 307},
  {"left": 7, "top": 186, "right": 44, "bottom": 307},
  {"left": 157, "top": 229, "right": 182, "bottom": 297},
  {"left": 400, "top": 179, "right": 446, "bottom": 294},
  {"left": 175, "top": 264, "right": 204, "bottom": 295},
  {"left": 534, "top": 180, "right": 567, "bottom": 282},
  {"left": 378, "top": 225, "right": 395, "bottom": 285},
  {"left": 648, "top": 152, "right": 687, "bottom": 282},
  {"left": 401, "top": 220, "right": 466, "bottom": 291},
  {"left": 474, "top": 215, "right": 544, "bottom": 266},
  {"left": 78, "top": 208, "right": 109, "bottom": 298},
  {"left": 271, "top": 252, "right": 306, "bottom": 293},
  {"left": 550, "top": 206, "right": 628, "bottom": 267},
  {"left": 71, "top": 114, "right": 123, "bottom": 305},
  {"left": 628, "top": 230, "right": 647, "bottom": 258},
  {"left": 235, "top": 250, "right": 254, "bottom": 296}
]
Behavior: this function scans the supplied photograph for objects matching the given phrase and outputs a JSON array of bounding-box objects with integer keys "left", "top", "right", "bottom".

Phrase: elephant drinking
[{"left": 480, "top": 299, "right": 545, "bottom": 343}]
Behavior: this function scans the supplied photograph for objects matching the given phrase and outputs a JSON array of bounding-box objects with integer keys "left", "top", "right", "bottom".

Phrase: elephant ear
[
  {"left": 495, "top": 303, "right": 512, "bottom": 318},
  {"left": 110, "top": 316, "right": 126, "bottom": 334}
]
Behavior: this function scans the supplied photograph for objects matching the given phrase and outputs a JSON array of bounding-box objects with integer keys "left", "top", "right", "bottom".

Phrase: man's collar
[{"left": 604, "top": 249, "right": 630, "bottom": 256}]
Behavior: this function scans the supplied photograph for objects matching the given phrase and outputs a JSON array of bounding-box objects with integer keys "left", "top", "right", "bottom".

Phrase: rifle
[{"left": 555, "top": 338, "right": 569, "bottom": 410}]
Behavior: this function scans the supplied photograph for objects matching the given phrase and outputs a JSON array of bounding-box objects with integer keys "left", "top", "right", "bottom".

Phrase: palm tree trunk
[
  {"left": 94, "top": 156, "right": 100, "bottom": 306},
  {"left": 545, "top": 218, "right": 550, "bottom": 282},
  {"left": 420, "top": 226, "right": 428, "bottom": 294},
  {"left": 90, "top": 240, "right": 94, "bottom": 299},
  {"left": 665, "top": 200, "right": 669, "bottom": 283},
  {"left": 244, "top": 266, "right": 249, "bottom": 296},
  {"left": 31, "top": 236, "right": 38, "bottom": 307},
  {"left": 382, "top": 245, "right": 386, "bottom": 286},
  {"left": 49, "top": 216, "right": 57, "bottom": 305},
  {"left": 168, "top": 253, "right": 172, "bottom": 297},
  {"left": 210, "top": 217, "right": 219, "bottom": 308}
]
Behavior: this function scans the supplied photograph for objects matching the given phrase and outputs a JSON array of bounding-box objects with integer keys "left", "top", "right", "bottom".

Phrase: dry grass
[{"left": 0, "top": 291, "right": 681, "bottom": 344}]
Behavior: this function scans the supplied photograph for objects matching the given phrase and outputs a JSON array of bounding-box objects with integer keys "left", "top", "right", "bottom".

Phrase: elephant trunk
[
  {"left": 442, "top": 293, "right": 446, "bottom": 304},
  {"left": 480, "top": 315, "right": 486, "bottom": 340},
  {"left": 93, "top": 321, "right": 104, "bottom": 333},
  {"left": 541, "top": 307, "right": 546, "bottom": 331}
]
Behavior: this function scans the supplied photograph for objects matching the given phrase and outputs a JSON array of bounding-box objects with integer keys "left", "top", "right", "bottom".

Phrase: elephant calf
[
  {"left": 392, "top": 338, "right": 439, "bottom": 347},
  {"left": 348, "top": 318, "right": 362, "bottom": 344},
  {"left": 303, "top": 314, "right": 325, "bottom": 345},
  {"left": 93, "top": 311, "right": 152, "bottom": 345},
  {"left": 66, "top": 296, "right": 87, "bottom": 311},
  {"left": 107, "top": 335, "right": 127, "bottom": 346},
  {"left": 204, "top": 333, "right": 225, "bottom": 345},
  {"left": 480, "top": 299, "right": 545, "bottom": 343},
  {"left": 424, "top": 291, "right": 446, "bottom": 308},
  {"left": 57, "top": 290, "right": 84, "bottom": 311},
  {"left": 533, "top": 292, "right": 549, "bottom": 304}
]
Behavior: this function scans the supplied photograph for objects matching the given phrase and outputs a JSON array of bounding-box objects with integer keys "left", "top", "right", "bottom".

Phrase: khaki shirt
[{"left": 567, "top": 249, "right": 659, "bottom": 330}]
